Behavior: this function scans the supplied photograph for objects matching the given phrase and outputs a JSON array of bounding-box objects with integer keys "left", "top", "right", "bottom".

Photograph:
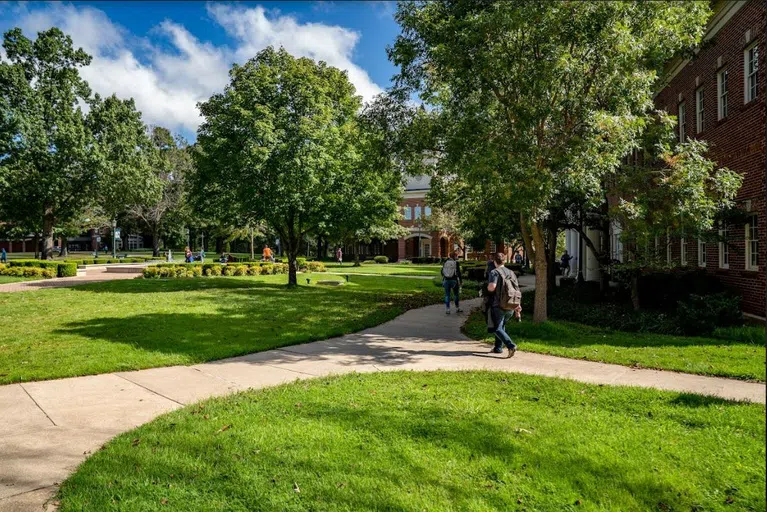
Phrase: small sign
[
  {"left": 114, "top": 228, "right": 121, "bottom": 240},
  {"left": 96, "top": 236, "right": 101, "bottom": 242}
]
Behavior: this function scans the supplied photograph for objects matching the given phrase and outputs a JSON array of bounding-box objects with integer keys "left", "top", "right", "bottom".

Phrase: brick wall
[{"left": 654, "top": 0, "right": 766, "bottom": 316}]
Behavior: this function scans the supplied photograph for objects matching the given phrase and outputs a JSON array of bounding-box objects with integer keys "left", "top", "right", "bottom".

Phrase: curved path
[
  {"left": 1, "top": 298, "right": 764, "bottom": 511},
  {"left": 0, "top": 266, "right": 142, "bottom": 294}
]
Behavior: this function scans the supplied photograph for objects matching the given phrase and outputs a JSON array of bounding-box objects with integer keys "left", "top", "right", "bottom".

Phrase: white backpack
[{"left": 442, "top": 259, "right": 458, "bottom": 279}]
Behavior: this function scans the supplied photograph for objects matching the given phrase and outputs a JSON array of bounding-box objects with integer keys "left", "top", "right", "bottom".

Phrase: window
[
  {"left": 414, "top": 206, "right": 422, "bottom": 219},
  {"left": 666, "top": 229, "right": 671, "bottom": 264},
  {"left": 678, "top": 102, "right": 686, "bottom": 141},
  {"left": 746, "top": 214, "right": 759, "bottom": 270},
  {"left": 698, "top": 239, "right": 706, "bottom": 267},
  {"left": 745, "top": 42, "right": 759, "bottom": 103},
  {"left": 403, "top": 206, "right": 412, "bottom": 220},
  {"left": 718, "top": 222, "right": 729, "bottom": 269},
  {"left": 718, "top": 68, "right": 728, "bottom": 119},
  {"left": 681, "top": 237, "right": 687, "bottom": 266},
  {"left": 424, "top": 206, "right": 432, "bottom": 218},
  {"left": 696, "top": 88, "right": 705, "bottom": 133}
]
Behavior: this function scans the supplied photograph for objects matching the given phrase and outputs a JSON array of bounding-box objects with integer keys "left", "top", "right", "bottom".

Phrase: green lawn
[
  {"left": 57, "top": 371, "right": 766, "bottom": 512},
  {"left": 0, "top": 275, "right": 48, "bottom": 284},
  {"left": 0, "top": 274, "right": 452, "bottom": 384},
  {"left": 464, "top": 310, "right": 766, "bottom": 381},
  {"left": 325, "top": 262, "right": 443, "bottom": 276}
]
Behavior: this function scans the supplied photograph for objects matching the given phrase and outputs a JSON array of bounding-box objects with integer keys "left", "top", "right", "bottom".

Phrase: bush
[
  {"left": 373, "top": 255, "right": 389, "bottom": 264},
  {"left": 260, "top": 264, "right": 274, "bottom": 275},
  {"left": 677, "top": 293, "right": 743, "bottom": 336},
  {"left": 246, "top": 265, "right": 262, "bottom": 276},
  {"left": 296, "top": 257, "right": 307, "bottom": 269},
  {"left": 8, "top": 259, "right": 77, "bottom": 277},
  {"left": 233, "top": 265, "right": 246, "bottom": 276},
  {"left": 306, "top": 261, "right": 326, "bottom": 272}
]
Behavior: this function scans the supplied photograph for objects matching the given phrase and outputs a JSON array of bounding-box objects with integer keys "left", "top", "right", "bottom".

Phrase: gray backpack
[
  {"left": 442, "top": 259, "right": 458, "bottom": 279},
  {"left": 497, "top": 266, "right": 522, "bottom": 310}
]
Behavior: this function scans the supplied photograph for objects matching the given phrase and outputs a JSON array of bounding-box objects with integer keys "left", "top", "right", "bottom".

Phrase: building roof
[{"left": 405, "top": 175, "right": 431, "bottom": 191}]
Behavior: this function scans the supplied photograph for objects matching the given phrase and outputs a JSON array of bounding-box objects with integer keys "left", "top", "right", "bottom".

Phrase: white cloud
[
  {"left": 208, "top": 3, "right": 382, "bottom": 101},
  {"left": 4, "top": 2, "right": 384, "bottom": 136}
]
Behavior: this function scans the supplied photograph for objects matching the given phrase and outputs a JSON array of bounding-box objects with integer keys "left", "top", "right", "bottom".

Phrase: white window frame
[
  {"left": 718, "top": 222, "right": 729, "bottom": 269},
  {"left": 696, "top": 87, "right": 705, "bottom": 133},
  {"left": 745, "top": 214, "right": 759, "bottom": 271},
  {"left": 680, "top": 236, "right": 687, "bottom": 266},
  {"left": 403, "top": 206, "right": 412, "bottom": 221},
  {"left": 666, "top": 229, "right": 671, "bottom": 264},
  {"left": 678, "top": 102, "right": 686, "bottom": 142},
  {"left": 424, "top": 206, "right": 432, "bottom": 218},
  {"left": 745, "top": 42, "right": 759, "bottom": 103},
  {"left": 717, "top": 68, "right": 728, "bottom": 119},
  {"left": 698, "top": 239, "right": 706, "bottom": 267},
  {"left": 414, "top": 205, "right": 422, "bottom": 220}
]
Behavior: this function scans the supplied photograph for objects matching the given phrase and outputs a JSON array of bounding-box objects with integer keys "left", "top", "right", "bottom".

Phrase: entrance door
[{"left": 420, "top": 238, "right": 431, "bottom": 257}]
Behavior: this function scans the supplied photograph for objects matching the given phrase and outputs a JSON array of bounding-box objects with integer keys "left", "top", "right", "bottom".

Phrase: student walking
[
  {"left": 484, "top": 252, "right": 522, "bottom": 358},
  {"left": 0, "top": 248, "right": 6, "bottom": 264},
  {"left": 441, "top": 252, "right": 463, "bottom": 315},
  {"left": 560, "top": 250, "right": 573, "bottom": 276},
  {"left": 336, "top": 247, "right": 343, "bottom": 264}
]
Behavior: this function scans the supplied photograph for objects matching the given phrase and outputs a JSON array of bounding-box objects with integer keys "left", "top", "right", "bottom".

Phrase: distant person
[
  {"left": 198, "top": 249, "right": 205, "bottom": 263},
  {"left": 166, "top": 249, "right": 172, "bottom": 263},
  {"left": 0, "top": 248, "right": 6, "bottom": 263},
  {"left": 262, "top": 245, "right": 275, "bottom": 263},
  {"left": 514, "top": 253, "right": 522, "bottom": 264},
  {"left": 219, "top": 252, "right": 228, "bottom": 264},
  {"left": 560, "top": 250, "right": 573, "bottom": 276},
  {"left": 184, "top": 246, "right": 193, "bottom": 263},
  {"left": 484, "top": 252, "right": 521, "bottom": 358},
  {"left": 336, "top": 247, "right": 343, "bottom": 264},
  {"left": 103, "top": 244, "right": 108, "bottom": 254},
  {"left": 441, "top": 252, "right": 463, "bottom": 315}
]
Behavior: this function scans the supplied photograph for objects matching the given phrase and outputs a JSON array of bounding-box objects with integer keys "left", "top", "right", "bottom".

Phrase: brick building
[{"left": 565, "top": 0, "right": 765, "bottom": 317}]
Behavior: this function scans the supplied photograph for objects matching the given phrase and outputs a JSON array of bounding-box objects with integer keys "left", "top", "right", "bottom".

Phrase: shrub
[
  {"left": 274, "top": 263, "right": 289, "bottom": 274},
  {"left": 8, "top": 259, "right": 77, "bottom": 277},
  {"left": 143, "top": 267, "right": 160, "bottom": 279},
  {"left": 307, "top": 261, "right": 326, "bottom": 272},
  {"left": 676, "top": 293, "right": 743, "bottom": 336},
  {"left": 373, "top": 255, "right": 389, "bottom": 264},
  {"left": 222, "top": 265, "right": 236, "bottom": 276},
  {"left": 190, "top": 266, "right": 203, "bottom": 277},
  {"left": 261, "top": 264, "right": 274, "bottom": 275},
  {"left": 296, "top": 257, "right": 307, "bottom": 270},
  {"left": 233, "top": 265, "right": 246, "bottom": 276}
]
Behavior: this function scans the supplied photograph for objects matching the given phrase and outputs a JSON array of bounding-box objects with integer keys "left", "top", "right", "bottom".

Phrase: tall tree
[
  {"left": 0, "top": 28, "right": 157, "bottom": 259},
  {"left": 389, "top": 0, "right": 712, "bottom": 322},
  {"left": 127, "top": 127, "right": 191, "bottom": 256},
  {"left": 196, "top": 47, "right": 398, "bottom": 285}
]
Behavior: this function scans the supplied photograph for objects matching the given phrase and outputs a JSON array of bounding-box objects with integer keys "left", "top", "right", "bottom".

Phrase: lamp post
[{"left": 111, "top": 219, "right": 117, "bottom": 259}]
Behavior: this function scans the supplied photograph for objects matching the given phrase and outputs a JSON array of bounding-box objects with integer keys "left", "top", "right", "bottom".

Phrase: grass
[
  {"left": 57, "top": 371, "right": 766, "bottom": 512},
  {"left": 463, "top": 310, "right": 766, "bottom": 381},
  {"left": 0, "top": 274, "right": 456, "bottom": 385},
  {"left": 325, "top": 262, "right": 443, "bottom": 276},
  {"left": 0, "top": 275, "right": 48, "bottom": 284}
]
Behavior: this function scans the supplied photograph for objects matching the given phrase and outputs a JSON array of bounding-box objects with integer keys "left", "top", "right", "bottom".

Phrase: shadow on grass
[{"left": 464, "top": 310, "right": 765, "bottom": 350}]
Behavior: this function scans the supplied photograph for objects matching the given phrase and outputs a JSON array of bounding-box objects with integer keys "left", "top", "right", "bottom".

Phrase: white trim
[
  {"left": 717, "top": 68, "right": 728, "bottom": 120},
  {"left": 681, "top": 237, "right": 687, "bottom": 266},
  {"left": 698, "top": 239, "right": 706, "bottom": 267},
  {"left": 744, "top": 41, "right": 759, "bottom": 104},
  {"left": 695, "top": 87, "right": 705, "bottom": 134},
  {"left": 678, "top": 102, "right": 686, "bottom": 141},
  {"left": 745, "top": 214, "right": 759, "bottom": 271},
  {"left": 718, "top": 222, "right": 729, "bottom": 269},
  {"left": 654, "top": 1, "right": 746, "bottom": 97},
  {"left": 403, "top": 233, "right": 431, "bottom": 240},
  {"left": 403, "top": 190, "right": 427, "bottom": 200}
]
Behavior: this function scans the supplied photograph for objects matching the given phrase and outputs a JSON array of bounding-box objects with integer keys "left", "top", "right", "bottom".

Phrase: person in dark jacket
[{"left": 482, "top": 252, "right": 518, "bottom": 358}]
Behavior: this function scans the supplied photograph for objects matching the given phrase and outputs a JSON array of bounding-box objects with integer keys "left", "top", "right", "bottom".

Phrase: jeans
[
  {"left": 493, "top": 308, "right": 517, "bottom": 352},
  {"left": 443, "top": 279, "right": 459, "bottom": 308}
]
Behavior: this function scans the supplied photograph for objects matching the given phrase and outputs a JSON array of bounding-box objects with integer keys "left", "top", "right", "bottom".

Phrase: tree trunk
[
  {"left": 545, "top": 223, "right": 557, "bottom": 290},
  {"left": 33, "top": 233, "right": 40, "bottom": 260},
  {"left": 531, "top": 221, "right": 548, "bottom": 323},
  {"left": 316, "top": 236, "right": 323, "bottom": 260},
  {"left": 152, "top": 228, "right": 161, "bottom": 257},
  {"left": 60, "top": 237, "right": 68, "bottom": 258},
  {"left": 249, "top": 227, "right": 255, "bottom": 261},
  {"left": 41, "top": 213, "right": 55, "bottom": 260},
  {"left": 287, "top": 245, "right": 298, "bottom": 286}
]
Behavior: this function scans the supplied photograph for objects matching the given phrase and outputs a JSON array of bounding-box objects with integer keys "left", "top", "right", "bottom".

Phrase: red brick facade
[{"left": 654, "top": 0, "right": 765, "bottom": 316}]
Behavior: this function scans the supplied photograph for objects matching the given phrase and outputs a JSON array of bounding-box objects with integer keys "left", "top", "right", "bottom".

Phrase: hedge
[
  {"left": 8, "top": 260, "right": 77, "bottom": 277},
  {"left": 0, "top": 265, "right": 56, "bottom": 279}
]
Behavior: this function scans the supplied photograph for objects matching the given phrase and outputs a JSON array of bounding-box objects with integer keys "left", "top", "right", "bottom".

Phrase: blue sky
[{"left": 0, "top": 1, "right": 401, "bottom": 140}]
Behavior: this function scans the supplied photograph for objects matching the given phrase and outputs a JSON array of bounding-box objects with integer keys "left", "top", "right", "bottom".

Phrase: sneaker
[
  {"left": 445, "top": 309, "right": 451, "bottom": 315},
  {"left": 506, "top": 346, "right": 517, "bottom": 359},
  {"left": 490, "top": 348, "right": 504, "bottom": 354}
]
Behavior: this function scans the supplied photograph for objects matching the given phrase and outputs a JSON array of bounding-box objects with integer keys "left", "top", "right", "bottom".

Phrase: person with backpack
[
  {"left": 441, "top": 252, "right": 463, "bottom": 314},
  {"left": 485, "top": 252, "right": 521, "bottom": 357}
]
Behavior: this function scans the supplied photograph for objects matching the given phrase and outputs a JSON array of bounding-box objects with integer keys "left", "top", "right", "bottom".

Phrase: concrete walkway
[
  {"left": 1, "top": 298, "right": 765, "bottom": 511},
  {"left": 0, "top": 267, "right": 141, "bottom": 294}
]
